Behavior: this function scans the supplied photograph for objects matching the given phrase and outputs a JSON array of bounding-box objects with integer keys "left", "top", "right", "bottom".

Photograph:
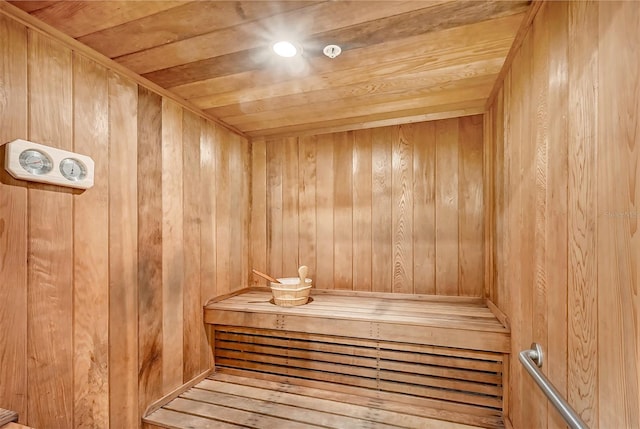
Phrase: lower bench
[{"left": 146, "top": 288, "right": 510, "bottom": 429}]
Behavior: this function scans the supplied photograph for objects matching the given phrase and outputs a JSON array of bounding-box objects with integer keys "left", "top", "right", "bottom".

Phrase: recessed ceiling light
[{"left": 273, "top": 41, "right": 298, "bottom": 58}]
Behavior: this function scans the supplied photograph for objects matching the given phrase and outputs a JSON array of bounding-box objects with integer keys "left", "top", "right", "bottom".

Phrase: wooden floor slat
[{"left": 144, "top": 373, "right": 492, "bottom": 429}]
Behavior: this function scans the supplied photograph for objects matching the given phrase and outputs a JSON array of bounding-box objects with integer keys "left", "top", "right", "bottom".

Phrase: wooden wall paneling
[
  {"left": 253, "top": 118, "right": 484, "bottom": 295},
  {"left": 228, "top": 132, "right": 245, "bottom": 288},
  {"left": 183, "top": 111, "right": 202, "bottom": 380},
  {"left": 315, "top": 134, "right": 335, "bottom": 290},
  {"left": 458, "top": 116, "right": 483, "bottom": 297},
  {"left": 483, "top": 107, "right": 494, "bottom": 301},
  {"left": 501, "top": 69, "right": 519, "bottom": 426},
  {"left": 392, "top": 125, "right": 414, "bottom": 294},
  {"left": 0, "top": 14, "right": 28, "bottom": 423},
  {"left": 241, "top": 136, "right": 251, "bottom": 289},
  {"left": 412, "top": 122, "right": 436, "bottom": 295},
  {"left": 530, "top": 10, "right": 551, "bottom": 428},
  {"left": 26, "top": 30, "right": 74, "bottom": 429},
  {"left": 161, "top": 99, "right": 184, "bottom": 392},
  {"left": 435, "top": 119, "right": 459, "bottom": 295},
  {"left": 137, "top": 86, "right": 164, "bottom": 417},
  {"left": 298, "top": 136, "right": 317, "bottom": 282},
  {"left": 282, "top": 137, "right": 300, "bottom": 278},
  {"left": 72, "top": 52, "right": 110, "bottom": 428},
  {"left": 544, "top": 4, "right": 568, "bottom": 428},
  {"left": 597, "top": 2, "right": 640, "bottom": 428},
  {"left": 507, "top": 41, "right": 535, "bottom": 427},
  {"left": 108, "top": 71, "right": 139, "bottom": 429},
  {"left": 215, "top": 125, "right": 232, "bottom": 294},
  {"left": 199, "top": 121, "right": 217, "bottom": 368},
  {"left": 266, "top": 139, "right": 283, "bottom": 278},
  {"left": 371, "top": 127, "right": 393, "bottom": 293},
  {"left": 334, "top": 132, "right": 354, "bottom": 290},
  {"left": 493, "top": 88, "right": 506, "bottom": 312},
  {"left": 567, "top": 2, "right": 599, "bottom": 425},
  {"left": 250, "top": 138, "right": 267, "bottom": 285},
  {"left": 352, "top": 129, "right": 372, "bottom": 292}
]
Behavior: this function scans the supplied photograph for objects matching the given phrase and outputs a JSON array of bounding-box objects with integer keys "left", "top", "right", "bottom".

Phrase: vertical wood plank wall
[
  {"left": 485, "top": 1, "right": 639, "bottom": 428},
  {"left": 251, "top": 116, "right": 484, "bottom": 295},
  {"left": 0, "top": 13, "right": 250, "bottom": 428}
]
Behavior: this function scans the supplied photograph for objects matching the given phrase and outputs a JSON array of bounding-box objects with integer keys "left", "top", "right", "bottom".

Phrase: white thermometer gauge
[{"left": 59, "top": 158, "right": 87, "bottom": 181}]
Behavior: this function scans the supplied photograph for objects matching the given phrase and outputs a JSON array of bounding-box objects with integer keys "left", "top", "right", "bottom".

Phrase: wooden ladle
[
  {"left": 252, "top": 269, "right": 281, "bottom": 284},
  {"left": 298, "top": 265, "right": 308, "bottom": 286}
]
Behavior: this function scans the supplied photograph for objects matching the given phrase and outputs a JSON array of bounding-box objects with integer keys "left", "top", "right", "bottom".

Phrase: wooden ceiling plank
[
  {"left": 190, "top": 50, "right": 508, "bottom": 111},
  {"left": 116, "top": 1, "right": 456, "bottom": 75},
  {"left": 225, "top": 86, "right": 491, "bottom": 131},
  {"left": 208, "top": 69, "right": 499, "bottom": 118},
  {"left": 141, "top": 1, "right": 527, "bottom": 88},
  {"left": 169, "top": 13, "right": 523, "bottom": 100},
  {"left": 244, "top": 101, "right": 486, "bottom": 138},
  {"left": 26, "top": 1, "right": 186, "bottom": 38},
  {"left": 302, "top": 0, "right": 528, "bottom": 55},
  {"left": 78, "top": 1, "right": 320, "bottom": 59},
  {"left": 8, "top": 1, "right": 57, "bottom": 13}
]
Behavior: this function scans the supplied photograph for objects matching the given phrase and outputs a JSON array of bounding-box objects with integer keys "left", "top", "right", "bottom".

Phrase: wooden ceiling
[{"left": 10, "top": 1, "right": 529, "bottom": 137}]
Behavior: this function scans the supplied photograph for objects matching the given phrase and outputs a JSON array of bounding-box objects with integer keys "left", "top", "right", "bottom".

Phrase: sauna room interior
[{"left": 0, "top": 1, "right": 638, "bottom": 428}]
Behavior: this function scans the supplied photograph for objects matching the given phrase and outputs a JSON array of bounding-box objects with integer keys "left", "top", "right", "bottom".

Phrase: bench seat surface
[{"left": 204, "top": 289, "right": 510, "bottom": 353}]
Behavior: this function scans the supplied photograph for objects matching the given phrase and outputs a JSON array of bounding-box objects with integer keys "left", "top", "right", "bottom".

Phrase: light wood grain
[
  {"left": 108, "top": 71, "right": 139, "bottom": 429},
  {"left": 228, "top": 133, "right": 246, "bottom": 290},
  {"left": 392, "top": 125, "right": 414, "bottom": 293},
  {"left": 250, "top": 138, "right": 267, "bottom": 286},
  {"left": 30, "top": 1, "right": 183, "bottom": 38},
  {"left": 487, "top": 2, "right": 640, "bottom": 428},
  {"left": 137, "top": 86, "right": 164, "bottom": 417},
  {"left": 0, "top": 14, "right": 28, "bottom": 424},
  {"left": 266, "top": 138, "right": 284, "bottom": 278},
  {"left": 0, "top": 1, "right": 246, "bottom": 138},
  {"left": 199, "top": 120, "right": 217, "bottom": 369},
  {"left": 298, "top": 136, "right": 317, "bottom": 283},
  {"left": 372, "top": 126, "right": 393, "bottom": 293},
  {"left": 79, "top": 1, "right": 313, "bottom": 59},
  {"left": 282, "top": 137, "right": 299, "bottom": 278},
  {"left": 26, "top": 30, "right": 74, "bottom": 429},
  {"left": 435, "top": 119, "right": 459, "bottom": 295},
  {"left": 315, "top": 134, "right": 335, "bottom": 290},
  {"left": 72, "top": 52, "right": 110, "bottom": 428},
  {"left": 412, "top": 122, "right": 436, "bottom": 295},
  {"left": 161, "top": 99, "right": 185, "bottom": 392},
  {"left": 182, "top": 110, "right": 202, "bottom": 381},
  {"left": 215, "top": 124, "right": 231, "bottom": 295},
  {"left": 334, "top": 132, "right": 354, "bottom": 290},
  {"left": 544, "top": 4, "right": 569, "bottom": 428},
  {"left": 352, "top": 129, "right": 373, "bottom": 292},
  {"left": 458, "top": 116, "right": 483, "bottom": 296},
  {"left": 252, "top": 118, "right": 483, "bottom": 296},
  {"left": 568, "top": 2, "right": 598, "bottom": 426},
  {"left": 122, "top": 1, "right": 456, "bottom": 74},
  {"left": 9, "top": 0, "right": 525, "bottom": 136},
  {"left": 0, "top": 8, "right": 256, "bottom": 428},
  {"left": 170, "top": 15, "right": 520, "bottom": 100},
  {"left": 597, "top": 2, "right": 640, "bottom": 428}
]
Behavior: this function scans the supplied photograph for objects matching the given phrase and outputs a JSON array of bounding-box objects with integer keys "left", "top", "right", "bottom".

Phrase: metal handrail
[{"left": 519, "top": 343, "right": 589, "bottom": 429}]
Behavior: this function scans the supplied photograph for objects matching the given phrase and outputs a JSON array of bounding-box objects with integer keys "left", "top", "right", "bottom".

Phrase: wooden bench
[{"left": 145, "top": 289, "right": 510, "bottom": 429}]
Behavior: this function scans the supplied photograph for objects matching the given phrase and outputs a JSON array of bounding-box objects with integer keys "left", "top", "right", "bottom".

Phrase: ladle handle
[{"left": 252, "top": 269, "right": 281, "bottom": 284}]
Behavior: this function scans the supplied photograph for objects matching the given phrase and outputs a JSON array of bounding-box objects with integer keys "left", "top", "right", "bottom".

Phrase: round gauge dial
[
  {"left": 19, "top": 149, "right": 53, "bottom": 175},
  {"left": 59, "top": 158, "right": 87, "bottom": 181}
]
